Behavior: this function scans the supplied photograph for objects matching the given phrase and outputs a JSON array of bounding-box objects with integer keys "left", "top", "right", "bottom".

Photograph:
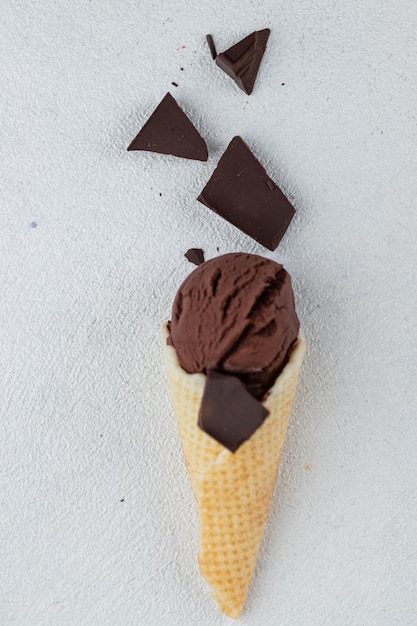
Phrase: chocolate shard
[
  {"left": 185, "top": 248, "right": 205, "bottom": 266},
  {"left": 127, "top": 93, "right": 208, "bottom": 161},
  {"left": 206, "top": 34, "right": 217, "bottom": 61},
  {"left": 198, "top": 370, "right": 269, "bottom": 452},
  {"left": 213, "top": 29, "right": 270, "bottom": 95},
  {"left": 198, "top": 136, "right": 295, "bottom": 251}
]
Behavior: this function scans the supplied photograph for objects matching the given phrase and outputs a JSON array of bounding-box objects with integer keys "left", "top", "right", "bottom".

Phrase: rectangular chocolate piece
[
  {"left": 198, "top": 136, "right": 295, "bottom": 251},
  {"left": 198, "top": 370, "right": 269, "bottom": 452}
]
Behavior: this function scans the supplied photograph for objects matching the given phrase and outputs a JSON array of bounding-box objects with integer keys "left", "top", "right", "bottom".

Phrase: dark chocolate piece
[
  {"left": 198, "top": 136, "right": 295, "bottom": 251},
  {"left": 208, "top": 29, "right": 270, "bottom": 95},
  {"left": 185, "top": 248, "right": 205, "bottom": 266},
  {"left": 198, "top": 370, "right": 269, "bottom": 452},
  {"left": 127, "top": 93, "right": 208, "bottom": 161}
]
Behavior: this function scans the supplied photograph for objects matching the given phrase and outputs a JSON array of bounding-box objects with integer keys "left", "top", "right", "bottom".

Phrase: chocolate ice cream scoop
[{"left": 169, "top": 252, "right": 299, "bottom": 400}]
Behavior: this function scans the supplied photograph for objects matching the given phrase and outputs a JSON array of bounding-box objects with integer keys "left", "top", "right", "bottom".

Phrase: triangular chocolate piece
[
  {"left": 198, "top": 136, "right": 295, "bottom": 251},
  {"left": 212, "top": 29, "right": 270, "bottom": 95},
  {"left": 127, "top": 93, "right": 208, "bottom": 161},
  {"left": 198, "top": 370, "right": 269, "bottom": 452}
]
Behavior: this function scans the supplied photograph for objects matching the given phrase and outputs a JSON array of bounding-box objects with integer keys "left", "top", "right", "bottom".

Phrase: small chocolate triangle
[
  {"left": 210, "top": 29, "right": 270, "bottom": 95},
  {"left": 198, "top": 136, "right": 295, "bottom": 251},
  {"left": 127, "top": 93, "right": 208, "bottom": 161},
  {"left": 184, "top": 248, "right": 205, "bottom": 266},
  {"left": 198, "top": 370, "right": 269, "bottom": 452}
]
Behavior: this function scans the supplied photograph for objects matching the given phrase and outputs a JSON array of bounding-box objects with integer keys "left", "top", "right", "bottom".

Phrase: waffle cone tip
[{"left": 162, "top": 323, "right": 306, "bottom": 618}]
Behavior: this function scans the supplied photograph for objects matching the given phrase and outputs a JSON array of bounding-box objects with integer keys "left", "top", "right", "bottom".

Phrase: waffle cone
[{"left": 162, "top": 324, "right": 305, "bottom": 619}]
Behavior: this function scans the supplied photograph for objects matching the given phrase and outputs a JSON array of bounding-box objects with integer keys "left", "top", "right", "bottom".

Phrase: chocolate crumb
[
  {"left": 185, "top": 248, "right": 205, "bottom": 266},
  {"left": 166, "top": 322, "right": 173, "bottom": 345},
  {"left": 171, "top": 81, "right": 178, "bottom": 87},
  {"left": 120, "top": 499, "right": 125, "bottom": 502}
]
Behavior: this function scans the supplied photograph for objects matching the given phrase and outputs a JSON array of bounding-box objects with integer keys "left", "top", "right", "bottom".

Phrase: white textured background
[{"left": 1, "top": 1, "right": 417, "bottom": 624}]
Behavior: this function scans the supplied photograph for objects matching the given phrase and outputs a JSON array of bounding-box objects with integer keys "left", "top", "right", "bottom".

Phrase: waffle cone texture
[{"left": 162, "top": 324, "right": 306, "bottom": 619}]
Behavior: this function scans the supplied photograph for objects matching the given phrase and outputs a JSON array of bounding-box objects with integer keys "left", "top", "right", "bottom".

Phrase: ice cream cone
[{"left": 162, "top": 323, "right": 306, "bottom": 619}]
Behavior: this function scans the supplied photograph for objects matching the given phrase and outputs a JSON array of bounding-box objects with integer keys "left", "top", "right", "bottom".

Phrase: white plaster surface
[{"left": 1, "top": 1, "right": 417, "bottom": 624}]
